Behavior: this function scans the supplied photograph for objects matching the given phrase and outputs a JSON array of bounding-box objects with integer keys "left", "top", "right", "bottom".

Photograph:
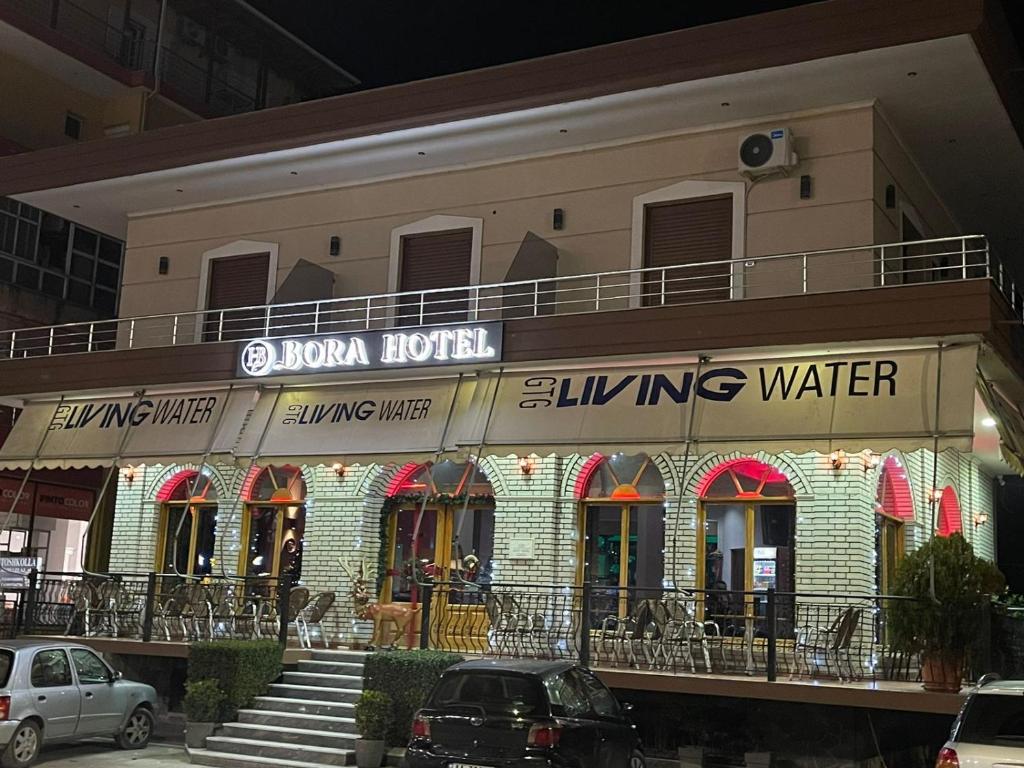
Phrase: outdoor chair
[
  {"left": 596, "top": 599, "right": 665, "bottom": 668},
  {"left": 258, "top": 586, "right": 310, "bottom": 643},
  {"left": 152, "top": 583, "right": 189, "bottom": 640},
  {"left": 300, "top": 591, "right": 335, "bottom": 648},
  {"left": 484, "top": 592, "right": 548, "bottom": 657},
  {"left": 658, "top": 597, "right": 721, "bottom": 673},
  {"left": 791, "top": 605, "right": 863, "bottom": 681}
]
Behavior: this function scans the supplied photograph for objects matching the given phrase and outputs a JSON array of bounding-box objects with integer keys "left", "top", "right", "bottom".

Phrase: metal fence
[
  {"left": 416, "top": 582, "right": 931, "bottom": 683},
  {"left": 0, "top": 235, "right": 1002, "bottom": 360},
  {"left": 4, "top": 570, "right": 305, "bottom": 646}
]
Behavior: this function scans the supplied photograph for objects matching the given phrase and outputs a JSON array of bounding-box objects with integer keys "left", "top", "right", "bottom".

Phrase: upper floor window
[
  {"left": 397, "top": 229, "right": 473, "bottom": 326},
  {"left": 202, "top": 252, "right": 271, "bottom": 341}
]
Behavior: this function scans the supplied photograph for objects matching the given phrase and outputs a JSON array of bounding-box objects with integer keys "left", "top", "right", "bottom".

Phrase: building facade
[{"left": 0, "top": 0, "right": 1020, "bottom": 655}]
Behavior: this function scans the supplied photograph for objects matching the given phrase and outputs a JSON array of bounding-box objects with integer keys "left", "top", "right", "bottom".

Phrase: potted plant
[
  {"left": 183, "top": 678, "right": 226, "bottom": 749},
  {"left": 889, "top": 533, "right": 1004, "bottom": 692},
  {"left": 355, "top": 689, "right": 394, "bottom": 768}
]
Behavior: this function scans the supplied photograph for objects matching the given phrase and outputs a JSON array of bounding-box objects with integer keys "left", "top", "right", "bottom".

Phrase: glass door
[
  {"left": 160, "top": 504, "right": 217, "bottom": 577},
  {"left": 876, "top": 514, "right": 903, "bottom": 595}
]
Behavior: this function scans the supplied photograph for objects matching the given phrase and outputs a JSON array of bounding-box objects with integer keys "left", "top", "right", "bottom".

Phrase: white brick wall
[{"left": 105, "top": 447, "right": 1000, "bottom": 642}]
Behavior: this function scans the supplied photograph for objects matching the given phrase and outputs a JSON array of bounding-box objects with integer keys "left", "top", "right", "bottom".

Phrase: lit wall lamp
[
  {"left": 829, "top": 450, "right": 847, "bottom": 470},
  {"left": 518, "top": 456, "right": 535, "bottom": 475},
  {"left": 927, "top": 488, "right": 942, "bottom": 503},
  {"left": 121, "top": 465, "right": 136, "bottom": 485},
  {"left": 863, "top": 450, "right": 880, "bottom": 471},
  {"left": 331, "top": 462, "right": 346, "bottom": 479},
  {"left": 974, "top": 511, "right": 989, "bottom": 529}
]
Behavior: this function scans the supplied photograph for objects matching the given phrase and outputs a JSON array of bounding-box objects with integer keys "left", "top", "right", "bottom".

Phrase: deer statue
[{"left": 339, "top": 558, "right": 422, "bottom": 649}]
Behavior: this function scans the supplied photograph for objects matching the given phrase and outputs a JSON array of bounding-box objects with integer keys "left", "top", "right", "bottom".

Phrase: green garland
[{"left": 375, "top": 494, "right": 496, "bottom": 595}]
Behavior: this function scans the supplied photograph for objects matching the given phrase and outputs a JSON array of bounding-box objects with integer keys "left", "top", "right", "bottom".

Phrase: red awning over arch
[
  {"left": 938, "top": 486, "right": 962, "bottom": 536},
  {"left": 877, "top": 457, "right": 914, "bottom": 520}
]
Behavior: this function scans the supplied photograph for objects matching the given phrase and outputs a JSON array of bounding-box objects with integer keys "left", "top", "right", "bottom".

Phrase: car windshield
[
  {"left": 429, "top": 672, "right": 546, "bottom": 717},
  {"left": 0, "top": 651, "right": 11, "bottom": 687},
  {"left": 957, "top": 694, "right": 1024, "bottom": 746}
]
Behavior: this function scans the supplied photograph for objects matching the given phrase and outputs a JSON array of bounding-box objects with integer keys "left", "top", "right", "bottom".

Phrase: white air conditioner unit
[{"left": 738, "top": 128, "right": 798, "bottom": 176}]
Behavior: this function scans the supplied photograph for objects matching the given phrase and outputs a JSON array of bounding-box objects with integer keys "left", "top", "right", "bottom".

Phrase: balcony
[{"left": 0, "top": 235, "right": 1003, "bottom": 362}]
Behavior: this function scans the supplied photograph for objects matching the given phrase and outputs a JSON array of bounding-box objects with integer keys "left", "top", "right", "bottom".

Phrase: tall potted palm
[{"left": 889, "top": 533, "right": 1004, "bottom": 692}]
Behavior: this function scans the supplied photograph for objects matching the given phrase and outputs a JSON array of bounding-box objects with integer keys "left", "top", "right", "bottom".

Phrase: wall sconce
[
  {"left": 331, "top": 462, "right": 346, "bottom": 479},
  {"left": 829, "top": 450, "right": 847, "bottom": 470},
  {"left": 928, "top": 488, "right": 942, "bottom": 503},
  {"left": 121, "top": 465, "right": 136, "bottom": 485},
  {"left": 863, "top": 450, "right": 880, "bottom": 471},
  {"left": 518, "top": 456, "right": 535, "bottom": 475},
  {"left": 974, "top": 511, "right": 989, "bottom": 528}
]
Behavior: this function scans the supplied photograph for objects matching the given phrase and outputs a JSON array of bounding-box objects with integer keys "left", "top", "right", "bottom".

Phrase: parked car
[
  {"left": 0, "top": 640, "right": 157, "bottom": 767},
  {"left": 404, "top": 659, "right": 644, "bottom": 768},
  {"left": 938, "top": 676, "right": 1024, "bottom": 768}
]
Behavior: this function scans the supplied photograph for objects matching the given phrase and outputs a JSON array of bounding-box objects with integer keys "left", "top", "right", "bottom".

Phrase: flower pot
[
  {"left": 185, "top": 721, "right": 218, "bottom": 749},
  {"left": 921, "top": 653, "right": 964, "bottom": 693},
  {"left": 678, "top": 745, "right": 705, "bottom": 767},
  {"left": 355, "top": 738, "right": 387, "bottom": 768}
]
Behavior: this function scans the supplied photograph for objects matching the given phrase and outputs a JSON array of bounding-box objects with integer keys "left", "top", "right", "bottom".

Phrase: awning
[
  {"left": 458, "top": 345, "right": 978, "bottom": 456},
  {"left": 235, "top": 376, "right": 471, "bottom": 465},
  {"left": 0, "top": 386, "right": 259, "bottom": 470},
  {"left": 977, "top": 374, "right": 1024, "bottom": 475}
]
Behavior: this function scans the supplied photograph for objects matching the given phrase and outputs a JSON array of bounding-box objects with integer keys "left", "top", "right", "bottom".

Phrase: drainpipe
[{"left": 140, "top": 0, "right": 168, "bottom": 131}]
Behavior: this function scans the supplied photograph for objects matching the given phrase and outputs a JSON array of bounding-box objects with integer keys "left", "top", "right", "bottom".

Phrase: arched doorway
[
  {"left": 577, "top": 453, "right": 666, "bottom": 622},
  {"left": 240, "top": 465, "right": 307, "bottom": 579},
  {"left": 875, "top": 456, "right": 913, "bottom": 594},
  {"left": 384, "top": 460, "right": 495, "bottom": 604},
  {"left": 156, "top": 470, "right": 218, "bottom": 577},
  {"left": 697, "top": 458, "right": 795, "bottom": 634}
]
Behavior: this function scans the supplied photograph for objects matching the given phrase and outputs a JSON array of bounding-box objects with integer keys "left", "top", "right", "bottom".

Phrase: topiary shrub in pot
[
  {"left": 355, "top": 690, "right": 394, "bottom": 768},
  {"left": 183, "top": 678, "right": 226, "bottom": 749},
  {"left": 889, "top": 533, "right": 1004, "bottom": 692}
]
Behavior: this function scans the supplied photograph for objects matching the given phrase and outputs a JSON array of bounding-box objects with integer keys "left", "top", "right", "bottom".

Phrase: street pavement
[{"left": 32, "top": 741, "right": 188, "bottom": 767}]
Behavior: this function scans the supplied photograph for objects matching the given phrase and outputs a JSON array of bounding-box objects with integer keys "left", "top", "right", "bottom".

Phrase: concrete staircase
[{"left": 189, "top": 649, "right": 366, "bottom": 768}]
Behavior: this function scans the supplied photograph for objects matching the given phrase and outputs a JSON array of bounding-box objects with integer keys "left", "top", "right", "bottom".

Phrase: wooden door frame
[
  {"left": 876, "top": 512, "right": 905, "bottom": 595},
  {"left": 697, "top": 499, "right": 796, "bottom": 594},
  {"left": 238, "top": 502, "right": 305, "bottom": 577},
  {"left": 156, "top": 503, "right": 217, "bottom": 576}
]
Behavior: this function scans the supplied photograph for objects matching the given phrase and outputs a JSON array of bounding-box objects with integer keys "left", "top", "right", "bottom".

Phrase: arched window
[
  {"left": 938, "top": 486, "right": 963, "bottom": 537},
  {"left": 157, "top": 470, "right": 218, "bottom": 577},
  {"left": 697, "top": 458, "right": 796, "bottom": 605},
  {"left": 241, "top": 465, "right": 307, "bottom": 579},
  {"left": 875, "top": 456, "right": 912, "bottom": 594},
  {"left": 386, "top": 461, "right": 495, "bottom": 605},
  {"left": 579, "top": 453, "right": 665, "bottom": 500},
  {"left": 876, "top": 457, "right": 914, "bottom": 520}
]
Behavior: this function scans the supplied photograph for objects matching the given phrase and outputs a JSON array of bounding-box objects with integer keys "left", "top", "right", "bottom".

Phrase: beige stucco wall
[
  {"left": 0, "top": 51, "right": 146, "bottom": 149},
  {"left": 120, "top": 104, "right": 881, "bottom": 319}
]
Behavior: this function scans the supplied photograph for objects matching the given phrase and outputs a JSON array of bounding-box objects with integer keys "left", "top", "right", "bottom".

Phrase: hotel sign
[{"left": 237, "top": 322, "right": 503, "bottom": 378}]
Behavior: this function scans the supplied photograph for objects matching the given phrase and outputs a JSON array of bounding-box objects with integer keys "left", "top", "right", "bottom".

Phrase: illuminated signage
[{"left": 237, "top": 322, "right": 503, "bottom": 378}]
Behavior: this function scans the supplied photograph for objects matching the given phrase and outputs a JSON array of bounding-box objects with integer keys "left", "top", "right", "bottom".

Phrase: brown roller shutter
[
  {"left": 203, "top": 252, "right": 270, "bottom": 341},
  {"left": 643, "top": 195, "right": 732, "bottom": 305},
  {"left": 398, "top": 229, "right": 472, "bottom": 325}
]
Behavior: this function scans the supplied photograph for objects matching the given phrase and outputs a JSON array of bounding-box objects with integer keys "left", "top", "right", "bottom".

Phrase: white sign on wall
[{"left": 507, "top": 537, "right": 536, "bottom": 560}]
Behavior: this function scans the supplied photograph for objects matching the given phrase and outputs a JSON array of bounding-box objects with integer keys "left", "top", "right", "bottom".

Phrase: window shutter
[
  {"left": 643, "top": 195, "right": 732, "bottom": 304},
  {"left": 203, "top": 252, "right": 270, "bottom": 341},
  {"left": 206, "top": 253, "right": 270, "bottom": 309},
  {"left": 398, "top": 229, "right": 472, "bottom": 325}
]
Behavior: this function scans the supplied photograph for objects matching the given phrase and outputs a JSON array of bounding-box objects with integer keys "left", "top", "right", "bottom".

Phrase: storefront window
[
  {"left": 697, "top": 458, "right": 795, "bottom": 634},
  {"left": 937, "top": 485, "right": 962, "bottom": 537},
  {"left": 579, "top": 453, "right": 666, "bottom": 623},
  {"left": 241, "top": 465, "right": 306, "bottom": 579},
  {"left": 385, "top": 461, "right": 494, "bottom": 604},
  {"left": 158, "top": 471, "right": 218, "bottom": 577},
  {"left": 875, "top": 457, "right": 911, "bottom": 594}
]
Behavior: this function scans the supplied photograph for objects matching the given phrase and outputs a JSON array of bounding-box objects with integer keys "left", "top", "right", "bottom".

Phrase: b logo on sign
[{"left": 241, "top": 340, "right": 276, "bottom": 377}]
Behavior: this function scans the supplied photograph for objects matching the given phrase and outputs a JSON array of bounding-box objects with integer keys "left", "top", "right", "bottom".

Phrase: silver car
[{"left": 0, "top": 640, "right": 157, "bottom": 767}]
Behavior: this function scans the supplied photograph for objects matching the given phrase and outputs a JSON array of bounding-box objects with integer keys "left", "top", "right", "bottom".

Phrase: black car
[{"left": 403, "top": 659, "right": 644, "bottom": 768}]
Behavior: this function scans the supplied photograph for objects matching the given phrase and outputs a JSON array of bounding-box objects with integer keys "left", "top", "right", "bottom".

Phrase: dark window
[
  {"left": 544, "top": 672, "right": 591, "bottom": 718},
  {"left": 0, "top": 258, "right": 12, "bottom": 282},
  {"left": 67, "top": 279, "right": 91, "bottom": 306},
  {"left": 14, "top": 222, "right": 38, "bottom": 262},
  {"left": 64, "top": 113, "right": 83, "bottom": 140},
  {"left": 15, "top": 264, "right": 39, "bottom": 290},
  {"left": 0, "top": 652, "right": 12, "bottom": 687},
  {"left": 73, "top": 227, "right": 97, "bottom": 255},
  {"left": 70, "top": 253, "right": 94, "bottom": 280},
  {"left": 204, "top": 252, "right": 270, "bottom": 341},
  {"left": 643, "top": 195, "right": 733, "bottom": 305},
  {"left": 70, "top": 648, "right": 110, "bottom": 684},
  {"left": 429, "top": 672, "right": 546, "bottom": 717},
  {"left": 956, "top": 694, "right": 1024, "bottom": 746},
  {"left": 93, "top": 288, "right": 117, "bottom": 315},
  {"left": 98, "top": 237, "right": 122, "bottom": 266},
  {"left": 41, "top": 272, "right": 65, "bottom": 298},
  {"left": 95, "top": 263, "right": 119, "bottom": 289},
  {"left": 31, "top": 649, "right": 72, "bottom": 687},
  {"left": 574, "top": 670, "right": 620, "bottom": 717},
  {"left": 38, "top": 215, "right": 69, "bottom": 270},
  {"left": 397, "top": 229, "right": 472, "bottom": 326}
]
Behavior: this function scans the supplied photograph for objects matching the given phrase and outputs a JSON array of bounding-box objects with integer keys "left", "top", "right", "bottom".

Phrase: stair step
[
  {"left": 252, "top": 696, "right": 354, "bottom": 717},
  {"left": 206, "top": 736, "right": 352, "bottom": 765},
  {"left": 222, "top": 721, "right": 356, "bottom": 749},
  {"left": 282, "top": 671, "right": 363, "bottom": 688},
  {"left": 297, "top": 659, "right": 365, "bottom": 676},
  {"left": 310, "top": 650, "right": 369, "bottom": 663},
  {"left": 268, "top": 683, "right": 360, "bottom": 703},
  {"left": 238, "top": 708, "right": 357, "bottom": 733},
  {"left": 189, "top": 748, "right": 337, "bottom": 768}
]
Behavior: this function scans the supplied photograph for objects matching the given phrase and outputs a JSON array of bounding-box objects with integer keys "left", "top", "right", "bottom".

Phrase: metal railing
[
  {"left": 0, "top": 235, "right": 1004, "bottom": 361},
  {"left": 418, "top": 581, "right": 939, "bottom": 684},
  {"left": 4, "top": 570, "right": 309, "bottom": 646}
]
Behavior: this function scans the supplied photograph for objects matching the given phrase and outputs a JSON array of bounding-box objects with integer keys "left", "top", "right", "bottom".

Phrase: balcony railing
[{"left": 0, "top": 235, "right": 1004, "bottom": 361}]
